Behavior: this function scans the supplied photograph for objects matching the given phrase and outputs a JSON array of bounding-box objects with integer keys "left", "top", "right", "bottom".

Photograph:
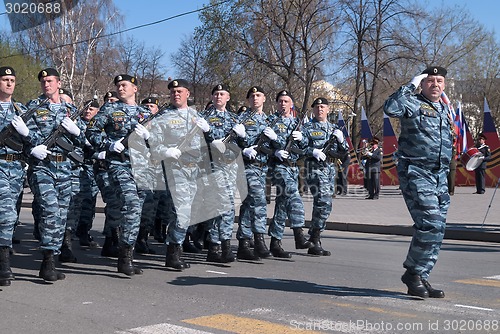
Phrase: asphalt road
[{"left": 2, "top": 208, "right": 500, "bottom": 334}]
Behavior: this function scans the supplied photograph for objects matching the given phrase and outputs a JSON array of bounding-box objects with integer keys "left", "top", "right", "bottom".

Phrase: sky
[{"left": 0, "top": 0, "right": 499, "bottom": 78}]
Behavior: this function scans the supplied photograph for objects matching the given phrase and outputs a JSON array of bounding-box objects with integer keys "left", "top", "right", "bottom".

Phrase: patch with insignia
[
  {"left": 169, "top": 119, "right": 183, "bottom": 125},
  {"left": 36, "top": 109, "right": 49, "bottom": 116},
  {"left": 112, "top": 111, "right": 125, "bottom": 117},
  {"left": 244, "top": 120, "right": 256, "bottom": 126}
]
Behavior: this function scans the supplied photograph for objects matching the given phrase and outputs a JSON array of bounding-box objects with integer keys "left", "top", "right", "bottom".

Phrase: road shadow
[{"left": 169, "top": 276, "right": 410, "bottom": 299}]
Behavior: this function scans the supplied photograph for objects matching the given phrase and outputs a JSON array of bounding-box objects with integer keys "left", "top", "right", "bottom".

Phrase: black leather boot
[
  {"left": 237, "top": 239, "right": 259, "bottom": 260},
  {"left": 39, "top": 250, "right": 65, "bottom": 282},
  {"left": 78, "top": 224, "right": 98, "bottom": 248},
  {"left": 165, "top": 243, "right": 189, "bottom": 270},
  {"left": 118, "top": 244, "right": 142, "bottom": 276},
  {"left": 206, "top": 243, "right": 223, "bottom": 263},
  {"left": 59, "top": 229, "right": 77, "bottom": 263},
  {"left": 401, "top": 270, "right": 429, "bottom": 298},
  {"left": 135, "top": 226, "right": 156, "bottom": 254},
  {"left": 422, "top": 279, "right": 445, "bottom": 298},
  {"left": 220, "top": 240, "right": 235, "bottom": 263},
  {"left": 270, "top": 237, "right": 291, "bottom": 258},
  {"left": 253, "top": 234, "right": 271, "bottom": 258},
  {"left": 102, "top": 227, "right": 120, "bottom": 257},
  {"left": 183, "top": 233, "right": 202, "bottom": 254},
  {"left": 0, "top": 246, "right": 14, "bottom": 285},
  {"left": 293, "top": 227, "right": 313, "bottom": 249},
  {"left": 307, "top": 229, "right": 331, "bottom": 256}
]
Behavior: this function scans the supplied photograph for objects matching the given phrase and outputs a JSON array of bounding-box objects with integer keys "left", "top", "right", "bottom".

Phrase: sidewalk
[{"left": 20, "top": 185, "right": 500, "bottom": 243}]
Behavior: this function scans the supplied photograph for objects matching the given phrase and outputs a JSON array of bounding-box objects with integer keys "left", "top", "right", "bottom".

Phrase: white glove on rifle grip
[
  {"left": 134, "top": 123, "right": 150, "bottom": 140},
  {"left": 232, "top": 124, "right": 246, "bottom": 138},
  {"left": 97, "top": 151, "right": 106, "bottom": 160},
  {"left": 196, "top": 118, "right": 210, "bottom": 132},
  {"left": 62, "top": 117, "right": 81, "bottom": 136},
  {"left": 264, "top": 127, "right": 278, "bottom": 141},
  {"left": 110, "top": 138, "right": 125, "bottom": 153},
  {"left": 274, "top": 149, "right": 289, "bottom": 161},
  {"left": 31, "top": 144, "right": 50, "bottom": 160},
  {"left": 292, "top": 130, "right": 303, "bottom": 141},
  {"left": 410, "top": 73, "right": 428, "bottom": 88},
  {"left": 211, "top": 139, "right": 226, "bottom": 153},
  {"left": 312, "top": 148, "right": 326, "bottom": 161},
  {"left": 12, "top": 115, "right": 29, "bottom": 137},
  {"left": 163, "top": 147, "right": 182, "bottom": 159},
  {"left": 243, "top": 145, "right": 258, "bottom": 159},
  {"left": 332, "top": 129, "right": 344, "bottom": 143}
]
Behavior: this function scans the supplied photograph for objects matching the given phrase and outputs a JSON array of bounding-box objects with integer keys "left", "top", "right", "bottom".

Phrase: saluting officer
[
  {"left": 0, "top": 66, "right": 40, "bottom": 286},
  {"left": 86, "top": 74, "right": 151, "bottom": 276},
  {"left": 384, "top": 66, "right": 452, "bottom": 298},
  {"left": 301, "top": 97, "right": 348, "bottom": 256},
  {"left": 27, "top": 68, "right": 86, "bottom": 282}
]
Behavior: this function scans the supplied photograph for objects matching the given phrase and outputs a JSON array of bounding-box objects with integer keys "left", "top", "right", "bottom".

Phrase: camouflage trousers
[
  {"left": 77, "top": 164, "right": 99, "bottom": 233},
  {"left": 0, "top": 160, "right": 26, "bottom": 248},
  {"left": 28, "top": 161, "right": 72, "bottom": 253},
  {"left": 268, "top": 164, "right": 306, "bottom": 240},
  {"left": 305, "top": 162, "right": 336, "bottom": 233},
  {"left": 236, "top": 164, "right": 268, "bottom": 240},
  {"left": 94, "top": 165, "right": 123, "bottom": 237},
  {"left": 107, "top": 164, "right": 146, "bottom": 246},
  {"left": 397, "top": 161, "right": 450, "bottom": 280},
  {"left": 164, "top": 164, "right": 199, "bottom": 245}
]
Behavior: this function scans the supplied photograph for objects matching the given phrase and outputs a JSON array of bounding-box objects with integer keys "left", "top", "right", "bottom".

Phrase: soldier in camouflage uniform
[
  {"left": 0, "top": 66, "right": 40, "bottom": 286},
  {"left": 202, "top": 84, "right": 246, "bottom": 263},
  {"left": 267, "top": 90, "right": 313, "bottom": 258},
  {"left": 148, "top": 79, "right": 210, "bottom": 271},
  {"left": 301, "top": 97, "right": 348, "bottom": 256},
  {"left": 86, "top": 74, "right": 151, "bottom": 276},
  {"left": 235, "top": 86, "right": 275, "bottom": 260},
  {"left": 26, "top": 68, "right": 86, "bottom": 282},
  {"left": 384, "top": 66, "right": 452, "bottom": 299}
]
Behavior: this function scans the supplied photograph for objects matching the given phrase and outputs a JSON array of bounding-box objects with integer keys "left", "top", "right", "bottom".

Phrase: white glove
[
  {"left": 333, "top": 129, "right": 344, "bottom": 142},
  {"left": 211, "top": 139, "right": 226, "bottom": 153},
  {"left": 134, "top": 123, "right": 150, "bottom": 140},
  {"left": 84, "top": 138, "right": 92, "bottom": 147},
  {"left": 163, "top": 147, "right": 182, "bottom": 159},
  {"left": 410, "top": 73, "right": 428, "bottom": 88},
  {"left": 274, "top": 149, "right": 289, "bottom": 161},
  {"left": 11, "top": 115, "right": 29, "bottom": 137},
  {"left": 232, "top": 124, "right": 246, "bottom": 138},
  {"left": 264, "top": 127, "right": 278, "bottom": 141},
  {"left": 97, "top": 151, "right": 106, "bottom": 160},
  {"left": 62, "top": 117, "right": 80, "bottom": 136},
  {"left": 196, "top": 118, "right": 210, "bottom": 132},
  {"left": 30, "top": 144, "right": 50, "bottom": 160},
  {"left": 109, "top": 138, "right": 125, "bottom": 153},
  {"left": 243, "top": 145, "right": 258, "bottom": 159},
  {"left": 367, "top": 151, "right": 373, "bottom": 157},
  {"left": 312, "top": 148, "right": 326, "bottom": 161},
  {"left": 292, "top": 130, "right": 303, "bottom": 141}
]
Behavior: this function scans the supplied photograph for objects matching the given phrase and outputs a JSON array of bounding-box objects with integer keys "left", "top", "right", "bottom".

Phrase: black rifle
[
  {"left": 43, "top": 98, "right": 97, "bottom": 163},
  {"left": 321, "top": 127, "right": 348, "bottom": 159},
  {"left": 221, "top": 108, "right": 258, "bottom": 143},
  {"left": 254, "top": 109, "right": 284, "bottom": 155},
  {"left": 283, "top": 110, "right": 308, "bottom": 155},
  {"left": 0, "top": 97, "right": 50, "bottom": 151}
]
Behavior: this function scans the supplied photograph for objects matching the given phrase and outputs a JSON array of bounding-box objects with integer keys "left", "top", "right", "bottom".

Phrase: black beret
[
  {"left": 211, "top": 83, "right": 230, "bottom": 95},
  {"left": 311, "top": 97, "right": 329, "bottom": 107},
  {"left": 38, "top": 68, "right": 60, "bottom": 81},
  {"left": 275, "top": 90, "right": 294, "bottom": 102},
  {"left": 246, "top": 86, "right": 265, "bottom": 99},
  {"left": 371, "top": 136, "right": 380, "bottom": 145},
  {"left": 168, "top": 79, "right": 190, "bottom": 90},
  {"left": 114, "top": 74, "right": 138, "bottom": 86},
  {"left": 0, "top": 66, "right": 15, "bottom": 77},
  {"left": 422, "top": 66, "right": 447, "bottom": 77},
  {"left": 141, "top": 97, "right": 159, "bottom": 105},
  {"left": 478, "top": 132, "right": 487, "bottom": 140},
  {"left": 58, "top": 88, "right": 73, "bottom": 99},
  {"left": 85, "top": 99, "right": 100, "bottom": 108},
  {"left": 104, "top": 91, "right": 118, "bottom": 101}
]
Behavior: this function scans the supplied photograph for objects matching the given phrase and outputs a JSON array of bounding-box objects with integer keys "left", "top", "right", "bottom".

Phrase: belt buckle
[
  {"left": 55, "top": 154, "right": 64, "bottom": 163},
  {"left": 5, "top": 154, "right": 14, "bottom": 162}
]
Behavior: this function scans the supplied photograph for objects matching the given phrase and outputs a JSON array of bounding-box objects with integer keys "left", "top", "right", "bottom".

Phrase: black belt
[
  {"left": 47, "top": 154, "right": 67, "bottom": 163},
  {"left": 245, "top": 161, "right": 267, "bottom": 168},
  {"left": 277, "top": 161, "right": 297, "bottom": 168},
  {"left": 0, "top": 153, "right": 24, "bottom": 162}
]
